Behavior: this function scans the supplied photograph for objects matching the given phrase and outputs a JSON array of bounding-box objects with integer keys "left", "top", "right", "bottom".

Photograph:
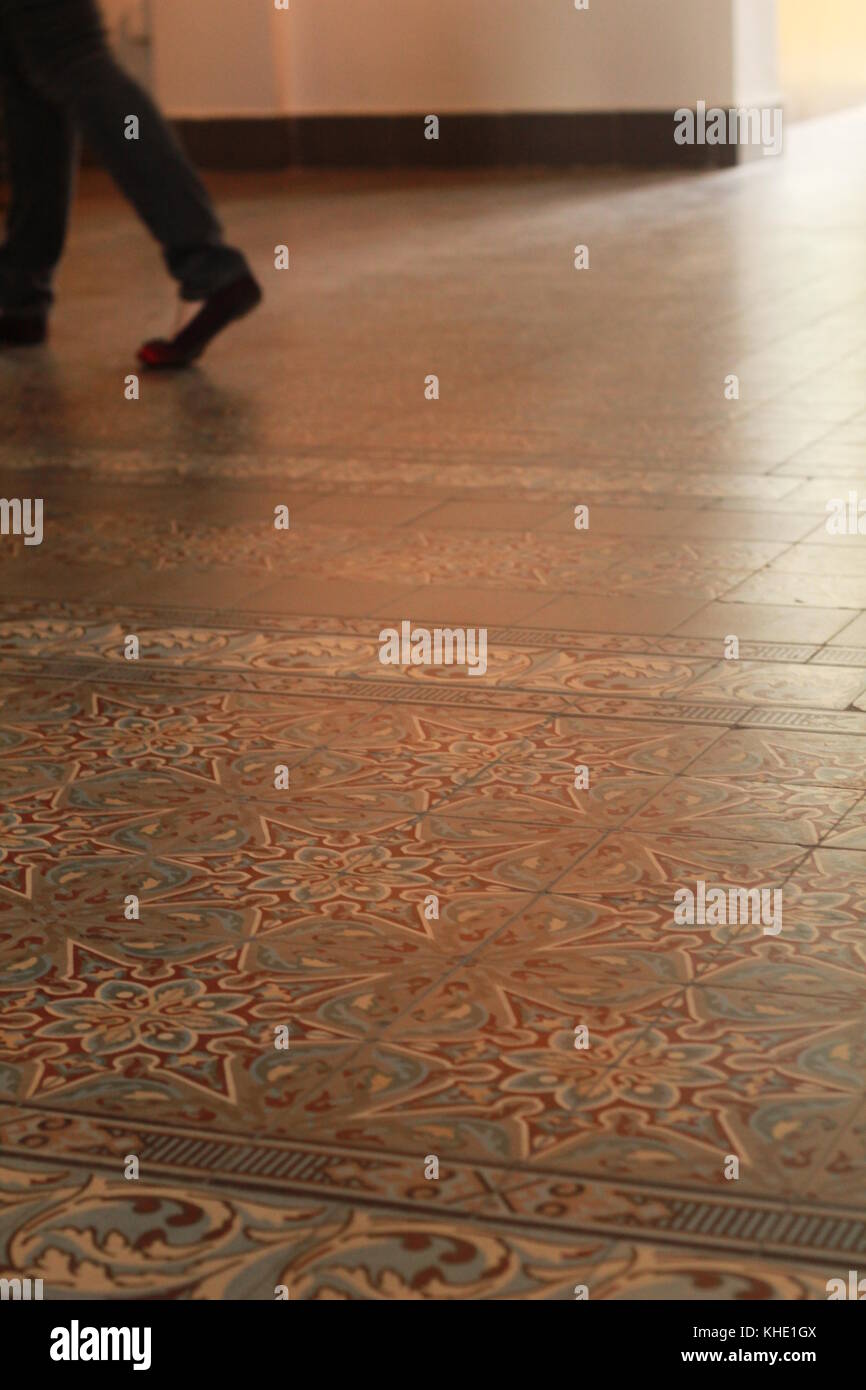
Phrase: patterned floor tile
[
  {"left": 625, "top": 777, "right": 862, "bottom": 846},
  {"left": 684, "top": 662, "right": 866, "bottom": 710},
  {"left": 686, "top": 727, "right": 866, "bottom": 789},
  {"left": 803, "top": 1098, "right": 866, "bottom": 1205},
  {"left": 543, "top": 831, "right": 806, "bottom": 898},
  {"left": 260, "top": 1030, "right": 618, "bottom": 1163},
  {"left": 4, "top": 143, "right": 866, "bottom": 1300},
  {"left": 521, "top": 987, "right": 866, "bottom": 1195},
  {"left": 691, "top": 938, "right": 866, "bottom": 1007},
  {"left": 0, "top": 1155, "right": 619, "bottom": 1299}
]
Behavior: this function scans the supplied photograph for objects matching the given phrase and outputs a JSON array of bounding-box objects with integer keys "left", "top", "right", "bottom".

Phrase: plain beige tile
[
  {"left": 828, "top": 611, "right": 866, "bottom": 646},
  {"left": 244, "top": 578, "right": 418, "bottom": 617},
  {"left": 298, "top": 496, "right": 441, "bottom": 527},
  {"left": 419, "top": 499, "right": 563, "bottom": 531},
  {"left": 527, "top": 593, "right": 705, "bottom": 634},
  {"left": 675, "top": 602, "right": 853, "bottom": 644},
  {"left": 106, "top": 565, "right": 267, "bottom": 608},
  {"left": 537, "top": 507, "right": 819, "bottom": 540},
  {"left": 400, "top": 586, "right": 551, "bottom": 625}
]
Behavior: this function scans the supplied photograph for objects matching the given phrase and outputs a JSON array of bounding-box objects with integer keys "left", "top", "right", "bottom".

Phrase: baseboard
[{"left": 171, "top": 113, "right": 740, "bottom": 172}]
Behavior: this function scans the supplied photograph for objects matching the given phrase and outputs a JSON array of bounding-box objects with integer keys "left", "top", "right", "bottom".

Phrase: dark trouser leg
[
  {"left": 0, "top": 33, "right": 77, "bottom": 312},
  {"left": 1, "top": 0, "right": 250, "bottom": 300}
]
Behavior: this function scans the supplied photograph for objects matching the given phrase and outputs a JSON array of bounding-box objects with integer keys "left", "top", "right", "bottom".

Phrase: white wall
[
  {"left": 778, "top": 0, "right": 866, "bottom": 120},
  {"left": 150, "top": 0, "right": 285, "bottom": 116},
  {"left": 151, "top": 0, "right": 746, "bottom": 118},
  {"left": 733, "top": 0, "right": 780, "bottom": 106},
  {"left": 281, "top": 0, "right": 735, "bottom": 115}
]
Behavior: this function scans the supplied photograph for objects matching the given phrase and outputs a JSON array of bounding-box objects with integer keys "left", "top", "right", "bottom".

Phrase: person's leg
[
  {"left": 0, "top": 26, "right": 77, "bottom": 331},
  {"left": 3, "top": 0, "right": 253, "bottom": 302}
]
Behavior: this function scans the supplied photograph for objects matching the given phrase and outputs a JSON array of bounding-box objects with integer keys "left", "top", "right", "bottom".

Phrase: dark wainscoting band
[{"left": 172, "top": 112, "right": 740, "bottom": 172}]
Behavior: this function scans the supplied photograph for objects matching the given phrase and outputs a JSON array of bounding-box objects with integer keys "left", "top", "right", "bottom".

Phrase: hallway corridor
[{"left": 1, "top": 110, "right": 866, "bottom": 1299}]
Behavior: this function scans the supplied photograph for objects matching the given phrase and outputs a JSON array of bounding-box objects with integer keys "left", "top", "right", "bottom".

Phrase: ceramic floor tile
[
  {"left": 398, "top": 586, "right": 552, "bottom": 625},
  {"left": 545, "top": 831, "right": 806, "bottom": 898},
  {"left": 675, "top": 602, "right": 853, "bottom": 644},
  {"left": 537, "top": 508, "right": 819, "bottom": 541},
  {"left": 829, "top": 611, "right": 866, "bottom": 646},
  {"left": 821, "top": 802, "right": 866, "bottom": 851},
  {"left": 691, "top": 932, "right": 866, "bottom": 1008},
  {"left": 0, "top": 1152, "right": 621, "bottom": 1298},
  {"left": 241, "top": 578, "right": 418, "bottom": 618},
  {"left": 547, "top": 717, "right": 724, "bottom": 774},
  {"left": 771, "top": 546, "right": 866, "bottom": 576},
  {"left": 6, "top": 133, "right": 866, "bottom": 1299},
  {"left": 418, "top": 500, "right": 565, "bottom": 531},
  {"left": 687, "top": 728, "right": 866, "bottom": 789},
  {"left": 0, "top": 559, "right": 110, "bottom": 600},
  {"left": 525, "top": 987, "right": 866, "bottom": 1193},
  {"left": 802, "top": 1099, "right": 866, "bottom": 1205},
  {"left": 625, "top": 776, "right": 861, "bottom": 847},
  {"left": 728, "top": 572, "right": 866, "bottom": 610},
  {"left": 527, "top": 594, "right": 707, "bottom": 635},
  {"left": 781, "top": 860, "right": 866, "bottom": 929},
  {"left": 298, "top": 495, "right": 442, "bottom": 528},
  {"left": 443, "top": 771, "right": 663, "bottom": 829},
  {"left": 684, "top": 661, "right": 866, "bottom": 709},
  {"left": 514, "top": 650, "right": 714, "bottom": 697},
  {"left": 268, "top": 816, "right": 606, "bottom": 903}
]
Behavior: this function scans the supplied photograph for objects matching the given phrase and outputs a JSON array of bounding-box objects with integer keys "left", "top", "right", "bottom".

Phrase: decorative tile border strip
[
  {"left": 0, "top": 657, "right": 750, "bottom": 724},
  {"left": 496, "top": 1175, "right": 866, "bottom": 1263},
  {"left": 4, "top": 651, "right": 866, "bottom": 730},
  {"left": 0, "top": 600, "right": 829, "bottom": 664},
  {"left": 0, "top": 612, "right": 861, "bottom": 728},
  {"left": 1, "top": 1104, "right": 863, "bottom": 1265},
  {"left": 742, "top": 706, "right": 866, "bottom": 733},
  {"left": 810, "top": 647, "right": 866, "bottom": 667}
]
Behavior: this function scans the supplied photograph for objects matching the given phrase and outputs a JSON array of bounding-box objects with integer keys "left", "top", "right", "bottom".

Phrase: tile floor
[{"left": 1, "top": 112, "right": 866, "bottom": 1298}]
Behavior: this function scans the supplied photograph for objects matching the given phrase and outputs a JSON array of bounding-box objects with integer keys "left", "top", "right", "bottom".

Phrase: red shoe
[{"left": 137, "top": 272, "right": 262, "bottom": 369}]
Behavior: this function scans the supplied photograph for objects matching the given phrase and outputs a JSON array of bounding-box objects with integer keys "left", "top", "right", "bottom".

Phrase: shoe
[
  {"left": 0, "top": 313, "right": 47, "bottom": 346},
  {"left": 137, "top": 272, "right": 262, "bottom": 369}
]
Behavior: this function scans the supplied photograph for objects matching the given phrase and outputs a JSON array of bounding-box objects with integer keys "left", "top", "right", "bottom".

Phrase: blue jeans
[{"left": 0, "top": 0, "right": 250, "bottom": 311}]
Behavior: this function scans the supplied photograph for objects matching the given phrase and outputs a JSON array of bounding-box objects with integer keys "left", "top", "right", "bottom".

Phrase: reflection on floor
[{"left": 2, "top": 113, "right": 866, "bottom": 1299}]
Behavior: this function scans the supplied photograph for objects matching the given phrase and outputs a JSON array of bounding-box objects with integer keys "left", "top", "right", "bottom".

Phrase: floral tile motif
[
  {"left": 443, "top": 772, "right": 663, "bottom": 829},
  {"left": 5, "top": 154, "right": 866, "bottom": 1301},
  {"left": 22, "top": 850, "right": 259, "bottom": 929},
  {"left": 684, "top": 661, "right": 866, "bottom": 710},
  {"left": 527, "top": 987, "right": 866, "bottom": 1193},
  {"left": 547, "top": 717, "right": 725, "bottom": 774},
  {"left": 691, "top": 918, "right": 866, "bottom": 1004},
  {"left": 625, "top": 777, "right": 863, "bottom": 846},
  {"left": 783, "top": 848, "right": 866, "bottom": 931},
  {"left": 0, "top": 1156, "right": 620, "bottom": 1299},
  {"left": 507, "top": 891, "right": 742, "bottom": 963},
  {"left": 515, "top": 651, "right": 714, "bottom": 698},
  {"left": 260, "top": 1035, "right": 611, "bottom": 1163},
  {"left": 0, "top": 940, "right": 261, "bottom": 1106},
  {"left": 803, "top": 1099, "right": 866, "bottom": 1205},
  {"left": 687, "top": 727, "right": 866, "bottom": 789},
  {"left": 821, "top": 800, "right": 866, "bottom": 851},
  {"left": 544, "top": 832, "right": 806, "bottom": 898}
]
